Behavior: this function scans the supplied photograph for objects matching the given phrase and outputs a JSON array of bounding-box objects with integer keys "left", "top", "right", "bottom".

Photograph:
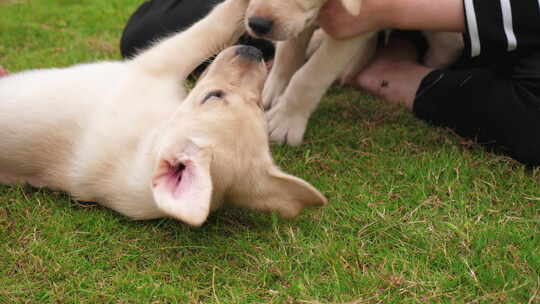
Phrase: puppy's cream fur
[
  {"left": 246, "top": 0, "right": 464, "bottom": 146},
  {"left": 0, "top": 0, "right": 327, "bottom": 226}
]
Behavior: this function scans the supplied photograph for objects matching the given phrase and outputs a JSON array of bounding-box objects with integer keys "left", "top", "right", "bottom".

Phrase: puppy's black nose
[
  {"left": 235, "top": 45, "right": 263, "bottom": 61},
  {"left": 248, "top": 17, "right": 273, "bottom": 37}
]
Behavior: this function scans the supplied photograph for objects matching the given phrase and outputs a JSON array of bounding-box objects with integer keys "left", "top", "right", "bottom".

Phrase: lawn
[{"left": 1, "top": 0, "right": 539, "bottom": 303}]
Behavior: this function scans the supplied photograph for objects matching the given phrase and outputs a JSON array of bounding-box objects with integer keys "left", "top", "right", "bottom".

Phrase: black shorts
[
  {"left": 120, "top": 0, "right": 274, "bottom": 62},
  {"left": 413, "top": 0, "right": 540, "bottom": 166}
]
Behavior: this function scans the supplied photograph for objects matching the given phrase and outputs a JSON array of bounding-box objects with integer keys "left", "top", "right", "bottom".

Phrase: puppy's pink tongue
[{"left": 0, "top": 66, "right": 7, "bottom": 77}]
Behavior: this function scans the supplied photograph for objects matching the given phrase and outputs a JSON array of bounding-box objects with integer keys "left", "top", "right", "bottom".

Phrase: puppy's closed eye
[{"left": 202, "top": 90, "right": 226, "bottom": 104}]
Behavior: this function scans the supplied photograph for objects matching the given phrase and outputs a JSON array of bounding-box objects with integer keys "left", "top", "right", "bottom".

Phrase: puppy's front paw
[
  {"left": 266, "top": 99, "right": 309, "bottom": 147},
  {"left": 262, "top": 74, "right": 289, "bottom": 110}
]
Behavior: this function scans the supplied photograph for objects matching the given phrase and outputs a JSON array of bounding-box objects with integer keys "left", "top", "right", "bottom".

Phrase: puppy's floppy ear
[
  {"left": 247, "top": 166, "right": 327, "bottom": 218},
  {"left": 340, "top": 0, "right": 362, "bottom": 16},
  {"left": 151, "top": 141, "right": 213, "bottom": 226}
]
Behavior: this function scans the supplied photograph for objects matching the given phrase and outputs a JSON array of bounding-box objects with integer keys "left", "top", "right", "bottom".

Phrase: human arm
[{"left": 319, "top": 0, "right": 465, "bottom": 40}]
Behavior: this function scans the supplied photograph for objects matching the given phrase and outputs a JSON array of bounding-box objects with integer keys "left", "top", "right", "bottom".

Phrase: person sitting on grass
[
  {"left": 318, "top": 0, "right": 540, "bottom": 166},
  {"left": 120, "top": 0, "right": 540, "bottom": 166}
]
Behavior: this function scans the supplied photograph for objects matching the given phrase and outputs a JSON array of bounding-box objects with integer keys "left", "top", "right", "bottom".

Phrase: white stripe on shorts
[
  {"left": 464, "top": 0, "right": 481, "bottom": 57},
  {"left": 500, "top": 0, "right": 517, "bottom": 51}
]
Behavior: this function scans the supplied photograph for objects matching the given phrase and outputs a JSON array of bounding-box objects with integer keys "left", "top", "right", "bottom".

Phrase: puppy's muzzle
[
  {"left": 248, "top": 17, "right": 273, "bottom": 37},
  {"left": 235, "top": 45, "right": 263, "bottom": 61}
]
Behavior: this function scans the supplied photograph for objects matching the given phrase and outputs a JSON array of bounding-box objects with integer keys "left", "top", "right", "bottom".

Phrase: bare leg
[{"left": 355, "top": 38, "right": 433, "bottom": 110}]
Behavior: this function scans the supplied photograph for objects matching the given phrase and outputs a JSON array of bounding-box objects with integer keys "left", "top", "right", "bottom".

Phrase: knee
[
  {"left": 120, "top": 1, "right": 155, "bottom": 59},
  {"left": 120, "top": 0, "right": 222, "bottom": 59}
]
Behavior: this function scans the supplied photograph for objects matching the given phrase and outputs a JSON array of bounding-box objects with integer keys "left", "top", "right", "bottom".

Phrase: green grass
[{"left": 1, "top": 0, "right": 539, "bottom": 303}]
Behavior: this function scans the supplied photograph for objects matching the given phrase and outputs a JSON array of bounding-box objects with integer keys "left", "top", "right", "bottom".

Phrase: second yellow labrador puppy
[{"left": 245, "top": 0, "right": 463, "bottom": 146}]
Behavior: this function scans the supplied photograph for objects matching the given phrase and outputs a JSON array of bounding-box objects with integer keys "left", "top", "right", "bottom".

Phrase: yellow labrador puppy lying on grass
[
  {"left": 245, "top": 0, "right": 463, "bottom": 146},
  {"left": 0, "top": 0, "right": 327, "bottom": 227}
]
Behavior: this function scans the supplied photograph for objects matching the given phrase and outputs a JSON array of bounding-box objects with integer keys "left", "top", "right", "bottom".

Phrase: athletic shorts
[
  {"left": 413, "top": 0, "right": 540, "bottom": 165},
  {"left": 120, "top": 0, "right": 274, "bottom": 62}
]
